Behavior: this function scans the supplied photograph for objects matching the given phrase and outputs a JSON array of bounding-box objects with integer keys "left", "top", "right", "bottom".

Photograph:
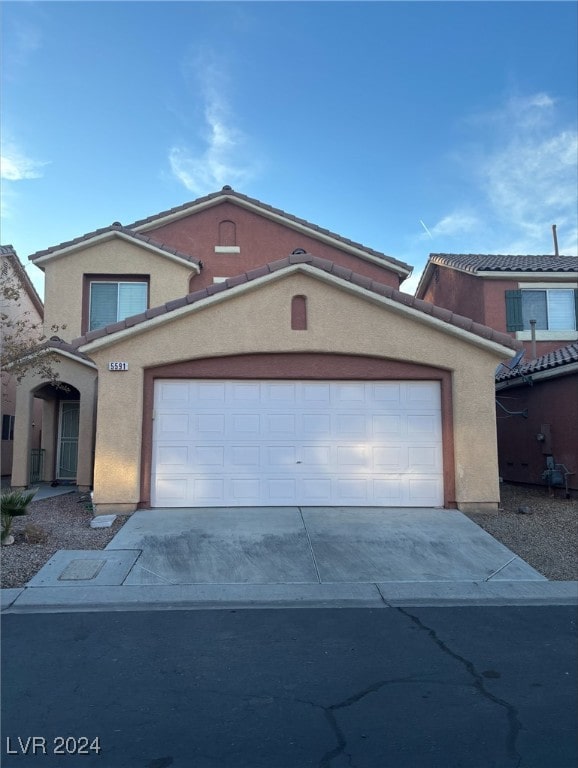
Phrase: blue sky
[{"left": 1, "top": 1, "right": 577, "bottom": 297}]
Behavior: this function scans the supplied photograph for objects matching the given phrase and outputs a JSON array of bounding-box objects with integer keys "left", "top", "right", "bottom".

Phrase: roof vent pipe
[{"left": 552, "top": 224, "right": 559, "bottom": 257}]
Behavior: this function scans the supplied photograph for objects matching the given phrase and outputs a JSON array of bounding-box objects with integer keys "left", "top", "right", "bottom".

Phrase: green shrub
[{"left": 1, "top": 489, "right": 38, "bottom": 542}]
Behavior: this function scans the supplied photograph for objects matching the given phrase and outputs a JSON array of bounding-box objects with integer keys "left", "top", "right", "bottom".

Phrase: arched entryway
[
  {"left": 10, "top": 352, "right": 98, "bottom": 491},
  {"left": 33, "top": 383, "right": 81, "bottom": 483}
]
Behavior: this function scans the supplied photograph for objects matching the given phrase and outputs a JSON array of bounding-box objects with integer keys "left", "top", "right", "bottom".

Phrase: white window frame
[{"left": 516, "top": 282, "right": 578, "bottom": 342}]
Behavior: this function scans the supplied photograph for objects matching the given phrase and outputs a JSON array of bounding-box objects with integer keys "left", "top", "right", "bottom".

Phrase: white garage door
[{"left": 151, "top": 380, "right": 444, "bottom": 507}]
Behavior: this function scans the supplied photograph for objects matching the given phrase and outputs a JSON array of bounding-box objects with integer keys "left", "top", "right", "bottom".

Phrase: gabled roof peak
[
  {"left": 125, "top": 188, "right": 412, "bottom": 277},
  {"left": 28, "top": 226, "right": 202, "bottom": 271}
]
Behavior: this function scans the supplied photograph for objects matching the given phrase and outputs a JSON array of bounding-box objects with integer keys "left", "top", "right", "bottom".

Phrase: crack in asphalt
[
  {"left": 297, "top": 676, "right": 422, "bottom": 768},
  {"left": 376, "top": 589, "right": 523, "bottom": 768}
]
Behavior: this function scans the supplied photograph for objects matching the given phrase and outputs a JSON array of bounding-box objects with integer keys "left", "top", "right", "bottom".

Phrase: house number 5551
[{"left": 108, "top": 362, "right": 128, "bottom": 371}]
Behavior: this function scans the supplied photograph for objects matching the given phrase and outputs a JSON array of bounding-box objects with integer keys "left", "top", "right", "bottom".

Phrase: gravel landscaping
[
  {"left": 463, "top": 482, "right": 577, "bottom": 582},
  {"left": 1, "top": 491, "right": 126, "bottom": 589},
  {"left": 1, "top": 483, "right": 576, "bottom": 589}
]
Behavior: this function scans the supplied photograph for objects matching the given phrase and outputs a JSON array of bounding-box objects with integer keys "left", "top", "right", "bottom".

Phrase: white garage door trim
[{"left": 151, "top": 379, "right": 444, "bottom": 507}]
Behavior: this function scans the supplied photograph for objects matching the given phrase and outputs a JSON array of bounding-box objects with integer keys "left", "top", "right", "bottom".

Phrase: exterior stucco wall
[
  {"left": 42, "top": 239, "right": 196, "bottom": 341},
  {"left": 11, "top": 357, "right": 97, "bottom": 490},
  {"left": 85, "top": 271, "right": 508, "bottom": 513},
  {"left": 147, "top": 202, "right": 403, "bottom": 291}
]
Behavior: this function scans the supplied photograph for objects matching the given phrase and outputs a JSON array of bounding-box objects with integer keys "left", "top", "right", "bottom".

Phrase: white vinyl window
[
  {"left": 521, "top": 289, "right": 576, "bottom": 331},
  {"left": 89, "top": 282, "right": 148, "bottom": 331}
]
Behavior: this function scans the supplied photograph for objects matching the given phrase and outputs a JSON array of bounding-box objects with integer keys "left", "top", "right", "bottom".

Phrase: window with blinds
[
  {"left": 521, "top": 289, "right": 576, "bottom": 331},
  {"left": 89, "top": 281, "right": 148, "bottom": 331}
]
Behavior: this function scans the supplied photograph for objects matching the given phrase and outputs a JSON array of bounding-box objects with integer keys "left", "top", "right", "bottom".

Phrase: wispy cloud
[
  {"left": 423, "top": 92, "right": 578, "bottom": 256},
  {"left": 403, "top": 92, "right": 577, "bottom": 293},
  {"left": 168, "top": 51, "right": 256, "bottom": 195},
  {"left": 427, "top": 210, "right": 480, "bottom": 239},
  {"left": 1, "top": 142, "right": 48, "bottom": 181},
  {"left": 0, "top": 140, "right": 49, "bottom": 219}
]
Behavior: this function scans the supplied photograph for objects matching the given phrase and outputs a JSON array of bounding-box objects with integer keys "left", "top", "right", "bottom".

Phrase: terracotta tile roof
[
  {"left": 27, "top": 225, "right": 202, "bottom": 268},
  {"left": 39, "top": 336, "right": 95, "bottom": 364},
  {"left": 429, "top": 253, "right": 578, "bottom": 274},
  {"left": 496, "top": 343, "right": 578, "bottom": 383},
  {"left": 125, "top": 186, "right": 412, "bottom": 275},
  {"left": 1, "top": 244, "right": 44, "bottom": 318},
  {"left": 72, "top": 251, "right": 520, "bottom": 352}
]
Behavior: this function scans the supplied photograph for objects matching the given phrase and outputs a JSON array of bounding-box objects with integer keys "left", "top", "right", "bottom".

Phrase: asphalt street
[{"left": 2, "top": 606, "right": 577, "bottom": 768}]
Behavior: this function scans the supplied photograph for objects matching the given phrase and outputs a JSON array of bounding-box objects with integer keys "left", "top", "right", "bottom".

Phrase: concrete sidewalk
[{"left": 2, "top": 506, "right": 577, "bottom": 612}]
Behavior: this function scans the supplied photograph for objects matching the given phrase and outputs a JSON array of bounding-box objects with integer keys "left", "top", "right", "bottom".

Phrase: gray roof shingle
[
  {"left": 429, "top": 253, "right": 577, "bottom": 274},
  {"left": 496, "top": 343, "right": 578, "bottom": 383}
]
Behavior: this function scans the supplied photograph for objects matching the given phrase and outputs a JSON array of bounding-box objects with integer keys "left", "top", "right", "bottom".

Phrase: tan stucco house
[{"left": 11, "top": 187, "right": 520, "bottom": 513}]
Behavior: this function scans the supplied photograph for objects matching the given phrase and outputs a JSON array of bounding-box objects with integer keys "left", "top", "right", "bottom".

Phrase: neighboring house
[
  {"left": 415, "top": 253, "right": 578, "bottom": 357},
  {"left": 495, "top": 343, "right": 578, "bottom": 492},
  {"left": 11, "top": 187, "right": 520, "bottom": 513},
  {"left": 1, "top": 245, "right": 43, "bottom": 479},
  {"left": 416, "top": 253, "right": 578, "bottom": 494}
]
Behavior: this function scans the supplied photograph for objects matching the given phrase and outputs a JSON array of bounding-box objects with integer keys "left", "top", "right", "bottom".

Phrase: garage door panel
[
  {"left": 373, "top": 445, "right": 406, "bottom": 470},
  {"left": 231, "top": 446, "right": 260, "bottom": 467},
  {"left": 408, "top": 477, "right": 443, "bottom": 504},
  {"left": 408, "top": 446, "right": 442, "bottom": 472},
  {"left": 337, "top": 478, "right": 369, "bottom": 500},
  {"left": 194, "top": 446, "right": 225, "bottom": 467},
  {"left": 232, "top": 414, "right": 260, "bottom": 435},
  {"left": 157, "top": 413, "right": 190, "bottom": 437},
  {"left": 158, "top": 381, "right": 190, "bottom": 404},
  {"left": 301, "top": 445, "right": 331, "bottom": 468},
  {"left": 195, "top": 477, "right": 225, "bottom": 502},
  {"left": 266, "top": 478, "right": 297, "bottom": 501},
  {"left": 197, "top": 414, "right": 225, "bottom": 434},
  {"left": 373, "top": 477, "right": 403, "bottom": 502},
  {"left": 266, "top": 382, "right": 297, "bottom": 403},
  {"left": 155, "top": 476, "right": 189, "bottom": 503},
  {"left": 407, "top": 414, "right": 441, "bottom": 438},
  {"left": 267, "top": 414, "right": 296, "bottom": 436},
  {"left": 335, "top": 383, "right": 367, "bottom": 403},
  {"left": 197, "top": 382, "right": 226, "bottom": 403},
  {"left": 152, "top": 380, "right": 443, "bottom": 507},
  {"left": 267, "top": 445, "right": 296, "bottom": 467},
  {"left": 337, "top": 445, "right": 369, "bottom": 469},
  {"left": 406, "top": 382, "right": 438, "bottom": 404},
  {"left": 301, "top": 413, "right": 331, "bottom": 437},
  {"left": 157, "top": 445, "right": 189, "bottom": 470},
  {"left": 303, "top": 383, "right": 331, "bottom": 404},
  {"left": 372, "top": 414, "right": 402, "bottom": 435}
]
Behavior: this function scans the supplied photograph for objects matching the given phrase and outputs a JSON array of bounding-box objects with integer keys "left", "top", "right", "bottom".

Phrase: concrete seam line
[
  {"left": 485, "top": 556, "right": 518, "bottom": 582},
  {"left": 298, "top": 507, "right": 322, "bottom": 584}
]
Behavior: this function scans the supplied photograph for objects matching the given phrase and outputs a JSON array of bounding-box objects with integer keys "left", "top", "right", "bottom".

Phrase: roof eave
[
  {"left": 30, "top": 231, "right": 201, "bottom": 273},
  {"left": 496, "top": 361, "right": 578, "bottom": 389},
  {"left": 78, "top": 263, "right": 517, "bottom": 358}
]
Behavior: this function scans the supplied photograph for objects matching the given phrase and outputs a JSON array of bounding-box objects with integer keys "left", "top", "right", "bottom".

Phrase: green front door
[{"left": 57, "top": 401, "right": 80, "bottom": 480}]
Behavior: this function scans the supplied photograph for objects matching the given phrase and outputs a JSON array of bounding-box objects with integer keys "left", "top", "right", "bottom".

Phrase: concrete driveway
[{"left": 102, "top": 506, "right": 545, "bottom": 585}]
